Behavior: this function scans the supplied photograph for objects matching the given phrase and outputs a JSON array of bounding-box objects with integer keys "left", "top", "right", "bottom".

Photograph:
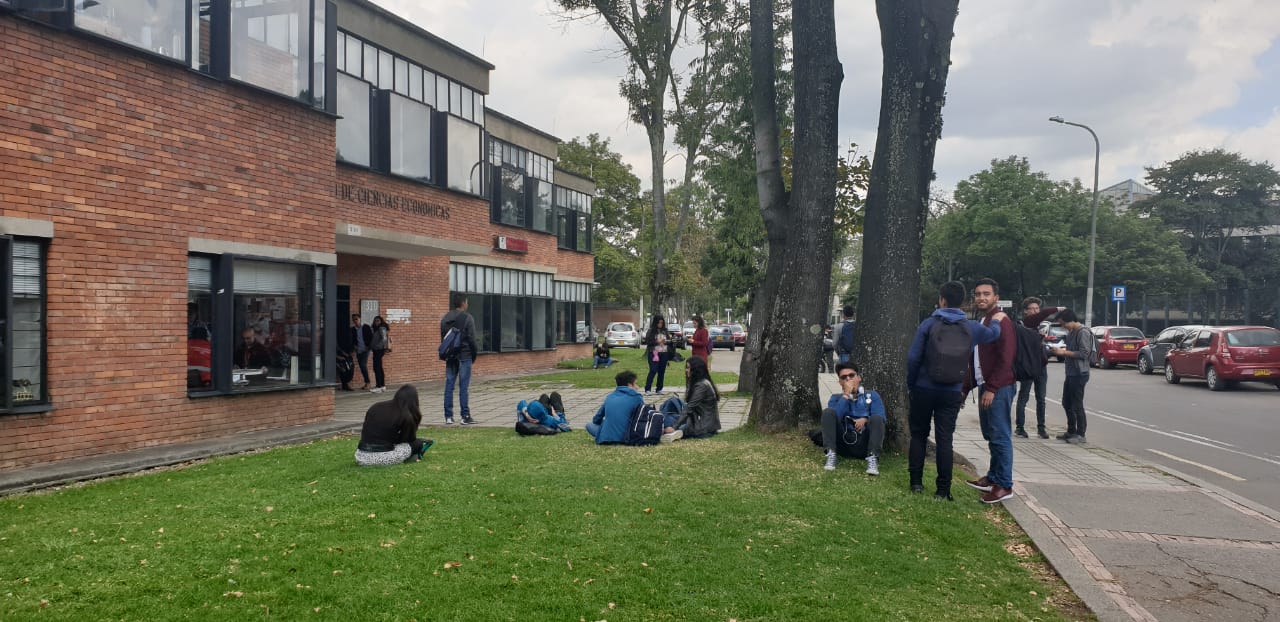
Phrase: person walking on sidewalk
[
  {"left": 1051, "top": 308, "right": 1094, "bottom": 444},
  {"left": 964, "top": 278, "right": 1018, "bottom": 504},
  {"left": 906, "top": 281, "right": 1005, "bottom": 501},
  {"left": 1015, "top": 297, "right": 1063, "bottom": 439},
  {"left": 834, "top": 305, "right": 856, "bottom": 365},
  {"left": 814, "top": 361, "right": 885, "bottom": 475},
  {"left": 441, "top": 294, "right": 480, "bottom": 425}
]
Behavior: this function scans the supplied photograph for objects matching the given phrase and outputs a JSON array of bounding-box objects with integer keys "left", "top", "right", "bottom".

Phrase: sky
[{"left": 382, "top": 0, "right": 1280, "bottom": 197}]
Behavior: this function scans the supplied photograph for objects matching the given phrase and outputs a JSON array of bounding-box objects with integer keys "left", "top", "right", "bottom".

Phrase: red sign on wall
[{"left": 494, "top": 236, "right": 529, "bottom": 253}]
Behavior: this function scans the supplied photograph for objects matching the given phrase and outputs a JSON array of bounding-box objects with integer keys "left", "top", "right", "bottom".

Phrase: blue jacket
[
  {"left": 907, "top": 307, "right": 1003, "bottom": 393},
  {"left": 827, "top": 388, "right": 885, "bottom": 432},
  {"left": 591, "top": 386, "right": 643, "bottom": 444}
]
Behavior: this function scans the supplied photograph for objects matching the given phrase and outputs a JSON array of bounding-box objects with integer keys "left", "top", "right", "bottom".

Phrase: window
[
  {"left": 450, "top": 265, "right": 554, "bottom": 352},
  {"left": 446, "top": 116, "right": 483, "bottom": 194},
  {"left": 531, "top": 180, "right": 554, "bottom": 233},
  {"left": 554, "top": 186, "right": 593, "bottom": 251},
  {"left": 493, "top": 167, "right": 525, "bottom": 227},
  {"left": 335, "top": 73, "right": 371, "bottom": 166},
  {"left": 231, "top": 0, "right": 312, "bottom": 100},
  {"left": 75, "top": 0, "right": 189, "bottom": 62},
  {"left": 1, "top": 239, "right": 47, "bottom": 411},
  {"left": 555, "top": 281, "right": 592, "bottom": 344},
  {"left": 389, "top": 93, "right": 432, "bottom": 182}
]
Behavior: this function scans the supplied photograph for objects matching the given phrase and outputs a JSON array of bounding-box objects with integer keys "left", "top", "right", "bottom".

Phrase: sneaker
[
  {"left": 965, "top": 476, "right": 994, "bottom": 492},
  {"left": 1014, "top": 427, "right": 1028, "bottom": 438},
  {"left": 1037, "top": 427, "right": 1050, "bottom": 439},
  {"left": 445, "top": 418, "right": 455, "bottom": 425},
  {"left": 934, "top": 493, "right": 954, "bottom": 502},
  {"left": 981, "top": 485, "right": 1015, "bottom": 504},
  {"left": 823, "top": 450, "right": 838, "bottom": 471},
  {"left": 557, "top": 422, "right": 573, "bottom": 433},
  {"left": 661, "top": 429, "right": 683, "bottom": 443},
  {"left": 910, "top": 484, "right": 925, "bottom": 494},
  {"left": 460, "top": 416, "right": 477, "bottom": 426},
  {"left": 655, "top": 389, "right": 664, "bottom": 395},
  {"left": 865, "top": 455, "right": 879, "bottom": 476},
  {"left": 418, "top": 440, "right": 434, "bottom": 457},
  {"left": 548, "top": 392, "right": 566, "bottom": 416},
  {"left": 1066, "top": 434, "right": 1087, "bottom": 445},
  {"left": 644, "top": 390, "right": 653, "bottom": 396},
  {"left": 1056, "top": 432, "right": 1074, "bottom": 441}
]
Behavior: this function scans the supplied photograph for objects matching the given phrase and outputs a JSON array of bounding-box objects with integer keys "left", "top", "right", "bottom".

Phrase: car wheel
[
  {"left": 1099, "top": 355, "right": 1113, "bottom": 370},
  {"left": 1137, "top": 355, "right": 1152, "bottom": 375},
  {"left": 1206, "top": 366, "right": 1225, "bottom": 391},
  {"left": 1164, "top": 364, "right": 1180, "bottom": 384}
]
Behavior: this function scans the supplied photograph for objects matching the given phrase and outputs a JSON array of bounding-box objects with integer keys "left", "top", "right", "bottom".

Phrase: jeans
[
  {"left": 1062, "top": 374, "right": 1089, "bottom": 436},
  {"left": 661, "top": 396, "right": 685, "bottom": 430},
  {"left": 645, "top": 355, "right": 669, "bottom": 392},
  {"left": 444, "top": 358, "right": 472, "bottom": 420},
  {"left": 1015, "top": 372, "right": 1047, "bottom": 430},
  {"left": 585, "top": 421, "right": 602, "bottom": 440},
  {"left": 837, "top": 353, "right": 850, "bottom": 365},
  {"left": 977, "top": 384, "right": 1016, "bottom": 489},
  {"left": 820, "top": 408, "right": 884, "bottom": 458},
  {"left": 372, "top": 349, "right": 387, "bottom": 388},
  {"left": 356, "top": 349, "right": 370, "bottom": 385},
  {"left": 908, "top": 388, "right": 964, "bottom": 494},
  {"left": 593, "top": 356, "right": 615, "bottom": 369}
]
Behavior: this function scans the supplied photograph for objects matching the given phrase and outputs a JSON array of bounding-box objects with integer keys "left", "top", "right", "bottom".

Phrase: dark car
[
  {"left": 1089, "top": 325, "right": 1148, "bottom": 369},
  {"left": 1136, "top": 325, "right": 1205, "bottom": 375},
  {"left": 710, "top": 325, "right": 736, "bottom": 350},
  {"left": 1164, "top": 326, "right": 1280, "bottom": 391},
  {"left": 667, "top": 320, "right": 686, "bottom": 349}
]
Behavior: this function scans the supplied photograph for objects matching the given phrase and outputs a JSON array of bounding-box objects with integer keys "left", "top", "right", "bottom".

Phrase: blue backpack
[{"left": 438, "top": 326, "right": 462, "bottom": 361}]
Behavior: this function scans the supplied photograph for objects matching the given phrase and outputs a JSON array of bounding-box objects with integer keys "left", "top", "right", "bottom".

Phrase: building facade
[{"left": 0, "top": 0, "right": 594, "bottom": 470}]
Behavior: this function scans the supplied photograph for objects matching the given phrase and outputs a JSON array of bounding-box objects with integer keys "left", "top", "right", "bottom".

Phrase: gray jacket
[
  {"left": 1064, "top": 327, "right": 1095, "bottom": 376},
  {"left": 675, "top": 379, "right": 721, "bottom": 438}
]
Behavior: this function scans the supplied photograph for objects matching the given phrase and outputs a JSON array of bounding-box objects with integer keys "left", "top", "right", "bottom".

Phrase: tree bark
[
  {"left": 748, "top": 0, "right": 843, "bottom": 430},
  {"left": 648, "top": 122, "right": 670, "bottom": 311},
  {"left": 854, "top": 0, "right": 959, "bottom": 449}
]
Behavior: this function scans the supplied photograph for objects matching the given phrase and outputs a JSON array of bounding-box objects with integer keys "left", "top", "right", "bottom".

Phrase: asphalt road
[{"left": 1032, "top": 360, "right": 1280, "bottom": 513}]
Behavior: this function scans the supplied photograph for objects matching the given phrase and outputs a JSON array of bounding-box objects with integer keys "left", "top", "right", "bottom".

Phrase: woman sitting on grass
[
  {"left": 659, "top": 356, "right": 722, "bottom": 442},
  {"left": 355, "top": 385, "right": 433, "bottom": 465}
]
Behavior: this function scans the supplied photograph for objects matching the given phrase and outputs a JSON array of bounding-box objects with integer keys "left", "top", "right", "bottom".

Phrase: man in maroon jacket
[{"left": 964, "top": 278, "right": 1018, "bottom": 504}]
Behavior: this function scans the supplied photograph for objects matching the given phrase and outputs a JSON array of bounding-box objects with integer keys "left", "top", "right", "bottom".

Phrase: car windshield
[
  {"left": 1225, "top": 329, "right": 1280, "bottom": 347},
  {"left": 732, "top": 325, "right": 745, "bottom": 332},
  {"left": 609, "top": 323, "right": 634, "bottom": 332},
  {"left": 683, "top": 322, "right": 694, "bottom": 330},
  {"left": 1108, "top": 327, "right": 1145, "bottom": 340}
]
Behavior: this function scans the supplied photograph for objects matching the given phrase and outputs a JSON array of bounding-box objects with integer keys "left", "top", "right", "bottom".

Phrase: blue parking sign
[{"left": 1111, "top": 286, "right": 1126, "bottom": 302}]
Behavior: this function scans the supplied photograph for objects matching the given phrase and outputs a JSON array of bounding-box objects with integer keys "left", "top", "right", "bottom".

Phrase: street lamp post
[{"left": 1049, "top": 116, "right": 1101, "bottom": 326}]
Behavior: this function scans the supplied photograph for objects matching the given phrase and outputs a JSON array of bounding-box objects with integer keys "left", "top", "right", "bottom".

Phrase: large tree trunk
[
  {"left": 854, "top": 0, "right": 959, "bottom": 449},
  {"left": 648, "top": 122, "right": 670, "bottom": 312},
  {"left": 748, "top": 0, "right": 843, "bottom": 430}
]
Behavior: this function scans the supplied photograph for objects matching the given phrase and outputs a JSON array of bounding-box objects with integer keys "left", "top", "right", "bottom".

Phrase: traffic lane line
[{"left": 1145, "top": 448, "right": 1247, "bottom": 481}]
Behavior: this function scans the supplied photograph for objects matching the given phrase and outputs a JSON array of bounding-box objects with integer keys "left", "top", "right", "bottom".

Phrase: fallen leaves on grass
[{"left": 443, "top": 561, "right": 462, "bottom": 569}]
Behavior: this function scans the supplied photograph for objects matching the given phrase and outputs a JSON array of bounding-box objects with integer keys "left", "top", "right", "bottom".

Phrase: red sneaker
[
  {"left": 965, "top": 476, "right": 993, "bottom": 492},
  {"left": 981, "top": 485, "right": 1014, "bottom": 504}
]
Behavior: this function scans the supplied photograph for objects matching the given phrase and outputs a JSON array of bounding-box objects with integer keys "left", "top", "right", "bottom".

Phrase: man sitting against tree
[{"left": 810, "top": 361, "right": 886, "bottom": 475}]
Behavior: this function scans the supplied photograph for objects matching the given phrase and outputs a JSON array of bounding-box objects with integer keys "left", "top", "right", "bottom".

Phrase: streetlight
[{"left": 1049, "top": 115, "right": 1101, "bottom": 326}]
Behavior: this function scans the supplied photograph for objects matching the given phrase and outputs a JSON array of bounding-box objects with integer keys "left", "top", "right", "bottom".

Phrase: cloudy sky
[{"left": 384, "top": 0, "right": 1280, "bottom": 196}]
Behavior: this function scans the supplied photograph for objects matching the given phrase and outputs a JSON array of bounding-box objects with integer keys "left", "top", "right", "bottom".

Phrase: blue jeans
[
  {"left": 444, "top": 358, "right": 472, "bottom": 420},
  {"left": 661, "top": 396, "right": 685, "bottom": 430},
  {"left": 977, "top": 383, "right": 1016, "bottom": 489},
  {"left": 593, "top": 356, "right": 615, "bottom": 368},
  {"left": 837, "top": 353, "right": 850, "bottom": 364},
  {"left": 585, "top": 421, "right": 602, "bottom": 440}
]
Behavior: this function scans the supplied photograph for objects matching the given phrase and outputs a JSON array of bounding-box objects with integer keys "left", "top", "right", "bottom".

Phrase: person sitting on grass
[
  {"left": 658, "top": 356, "right": 722, "bottom": 442},
  {"left": 516, "top": 392, "right": 572, "bottom": 434},
  {"left": 587, "top": 370, "right": 643, "bottom": 444},
  {"left": 592, "top": 339, "right": 615, "bottom": 369},
  {"left": 808, "top": 361, "right": 885, "bottom": 475},
  {"left": 354, "top": 385, "right": 433, "bottom": 466}
]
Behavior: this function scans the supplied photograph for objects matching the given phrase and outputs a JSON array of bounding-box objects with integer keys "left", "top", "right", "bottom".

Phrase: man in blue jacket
[
  {"left": 587, "top": 370, "right": 644, "bottom": 444},
  {"left": 906, "top": 281, "right": 1006, "bottom": 500},
  {"left": 818, "top": 361, "right": 886, "bottom": 475}
]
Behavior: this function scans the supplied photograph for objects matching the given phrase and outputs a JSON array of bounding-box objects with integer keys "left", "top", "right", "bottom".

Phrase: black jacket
[
  {"left": 675, "top": 379, "right": 721, "bottom": 438},
  {"left": 357, "top": 399, "right": 420, "bottom": 452},
  {"left": 440, "top": 309, "right": 479, "bottom": 360}
]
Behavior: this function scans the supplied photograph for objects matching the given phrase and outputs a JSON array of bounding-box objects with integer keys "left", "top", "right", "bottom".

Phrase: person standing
[
  {"left": 820, "top": 326, "right": 836, "bottom": 373},
  {"left": 906, "top": 281, "right": 1005, "bottom": 501},
  {"left": 368, "top": 315, "right": 392, "bottom": 394},
  {"left": 351, "top": 314, "right": 373, "bottom": 390},
  {"left": 1051, "top": 309, "right": 1094, "bottom": 444},
  {"left": 441, "top": 293, "right": 479, "bottom": 425},
  {"left": 688, "top": 315, "right": 711, "bottom": 363},
  {"left": 817, "top": 361, "right": 885, "bottom": 475},
  {"left": 643, "top": 315, "right": 671, "bottom": 395},
  {"left": 834, "top": 305, "right": 856, "bottom": 364},
  {"left": 1015, "top": 297, "right": 1062, "bottom": 439},
  {"left": 964, "top": 278, "right": 1018, "bottom": 504}
]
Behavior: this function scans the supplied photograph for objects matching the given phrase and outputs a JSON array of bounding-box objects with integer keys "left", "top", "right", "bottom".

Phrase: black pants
[
  {"left": 908, "top": 388, "right": 964, "bottom": 495},
  {"left": 1016, "top": 372, "right": 1047, "bottom": 430},
  {"left": 373, "top": 349, "right": 387, "bottom": 388},
  {"left": 819, "top": 408, "right": 884, "bottom": 458},
  {"left": 1062, "top": 374, "right": 1089, "bottom": 436},
  {"left": 645, "top": 355, "right": 669, "bottom": 392},
  {"left": 356, "top": 350, "right": 371, "bottom": 385}
]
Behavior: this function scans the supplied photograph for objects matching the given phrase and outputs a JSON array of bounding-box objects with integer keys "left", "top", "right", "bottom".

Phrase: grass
[
  {"left": 0, "top": 428, "right": 1084, "bottom": 621},
  {"left": 514, "top": 346, "right": 740, "bottom": 389}
]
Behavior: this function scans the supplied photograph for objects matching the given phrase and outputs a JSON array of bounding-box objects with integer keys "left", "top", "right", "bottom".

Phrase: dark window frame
[{"left": 0, "top": 236, "right": 49, "bottom": 414}]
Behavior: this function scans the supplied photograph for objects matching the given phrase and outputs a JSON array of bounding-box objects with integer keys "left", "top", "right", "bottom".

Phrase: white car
[{"left": 605, "top": 322, "right": 640, "bottom": 348}]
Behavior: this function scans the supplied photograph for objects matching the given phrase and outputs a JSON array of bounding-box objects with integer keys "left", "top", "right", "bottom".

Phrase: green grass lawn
[
  {"left": 517, "top": 346, "right": 740, "bottom": 389},
  {"left": 1, "top": 429, "right": 1082, "bottom": 621}
]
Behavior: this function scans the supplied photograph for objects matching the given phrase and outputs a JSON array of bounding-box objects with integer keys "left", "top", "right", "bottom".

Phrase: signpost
[
  {"left": 1111, "top": 285, "right": 1126, "bottom": 326},
  {"left": 997, "top": 299, "right": 1013, "bottom": 309}
]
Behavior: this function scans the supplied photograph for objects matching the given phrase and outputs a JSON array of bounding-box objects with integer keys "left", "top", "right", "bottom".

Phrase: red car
[
  {"left": 1089, "top": 325, "right": 1148, "bottom": 369},
  {"left": 1164, "top": 326, "right": 1280, "bottom": 391},
  {"left": 731, "top": 324, "right": 747, "bottom": 347}
]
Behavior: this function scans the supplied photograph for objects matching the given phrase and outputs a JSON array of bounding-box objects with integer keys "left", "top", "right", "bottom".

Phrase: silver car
[{"left": 605, "top": 322, "right": 640, "bottom": 348}]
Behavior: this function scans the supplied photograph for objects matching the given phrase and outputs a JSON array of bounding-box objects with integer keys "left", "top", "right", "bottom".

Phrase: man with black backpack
[
  {"left": 440, "top": 293, "right": 479, "bottom": 426},
  {"left": 906, "top": 281, "right": 1005, "bottom": 501},
  {"left": 587, "top": 370, "right": 645, "bottom": 444},
  {"left": 1013, "top": 297, "right": 1063, "bottom": 439},
  {"left": 835, "top": 305, "right": 856, "bottom": 365}
]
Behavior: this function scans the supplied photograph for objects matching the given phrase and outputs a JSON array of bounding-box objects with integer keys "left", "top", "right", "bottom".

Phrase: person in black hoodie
[
  {"left": 441, "top": 293, "right": 480, "bottom": 425},
  {"left": 354, "top": 385, "right": 433, "bottom": 466}
]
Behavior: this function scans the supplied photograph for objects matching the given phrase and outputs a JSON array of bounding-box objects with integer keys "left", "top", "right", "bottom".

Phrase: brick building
[{"left": 0, "top": 0, "right": 594, "bottom": 470}]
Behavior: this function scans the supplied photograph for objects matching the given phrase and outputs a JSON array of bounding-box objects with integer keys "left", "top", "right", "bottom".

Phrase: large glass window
[
  {"left": 231, "top": 0, "right": 312, "bottom": 100},
  {"left": 555, "top": 186, "right": 593, "bottom": 252},
  {"left": 451, "top": 265, "right": 556, "bottom": 353},
  {"left": 1, "top": 239, "right": 47, "bottom": 411},
  {"left": 336, "top": 73, "right": 371, "bottom": 166},
  {"left": 75, "top": 0, "right": 188, "bottom": 62},
  {"left": 447, "top": 116, "right": 483, "bottom": 194},
  {"left": 494, "top": 168, "right": 525, "bottom": 227},
  {"left": 186, "top": 256, "right": 215, "bottom": 390},
  {"left": 532, "top": 180, "right": 554, "bottom": 233},
  {"left": 389, "top": 93, "right": 432, "bottom": 182},
  {"left": 555, "top": 281, "right": 593, "bottom": 344}
]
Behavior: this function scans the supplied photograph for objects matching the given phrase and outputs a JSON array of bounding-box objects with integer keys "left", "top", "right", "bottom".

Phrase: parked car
[
  {"left": 731, "top": 324, "right": 747, "bottom": 347},
  {"left": 605, "top": 322, "right": 640, "bottom": 348},
  {"left": 710, "top": 324, "right": 736, "bottom": 350},
  {"left": 667, "top": 320, "right": 686, "bottom": 349},
  {"left": 1039, "top": 322, "right": 1070, "bottom": 362},
  {"left": 1164, "top": 326, "right": 1280, "bottom": 391},
  {"left": 1089, "top": 325, "right": 1148, "bottom": 369},
  {"left": 1136, "top": 325, "right": 1205, "bottom": 375}
]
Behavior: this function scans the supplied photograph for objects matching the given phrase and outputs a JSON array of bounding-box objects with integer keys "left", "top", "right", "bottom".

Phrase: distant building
[{"left": 1099, "top": 179, "right": 1156, "bottom": 213}]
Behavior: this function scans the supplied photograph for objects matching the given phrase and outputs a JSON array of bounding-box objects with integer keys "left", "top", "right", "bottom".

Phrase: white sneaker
[
  {"left": 655, "top": 389, "right": 664, "bottom": 395},
  {"left": 644, "top": 390, "right": 652, "bottom": 396},
  {"left": 823, "top": 450, "right": 838, "bottom": 471},
  {"left": 865, "top": 455, "right": 880, "bottom": 476},
  {"left": 445, "top": 418, "right": 455, "bottom": 425},
  {"left": 660, "top": 429, "right": 683, "bottom": 443}
]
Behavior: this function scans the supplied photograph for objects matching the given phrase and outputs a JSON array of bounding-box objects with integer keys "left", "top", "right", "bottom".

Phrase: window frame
[{"left": 0, "top": 237, "right": 49, "bottom": 414}]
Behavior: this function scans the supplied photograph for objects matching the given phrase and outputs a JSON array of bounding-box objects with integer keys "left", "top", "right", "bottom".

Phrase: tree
[
  {"left": 853, "top": 0, "right": 958, "bottom": 448},
  {"left": 746, "top": 0, "right": 843, "bottom": 430}
]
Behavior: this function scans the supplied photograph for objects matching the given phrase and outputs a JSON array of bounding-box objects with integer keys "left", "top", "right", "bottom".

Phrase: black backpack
[
  {"left": 925, "top": 319, "right": 972, "bottom": 385},
  {"left": 624, "top": 402, "right": 663, "bottom": 446},
  {"left": 837, "top": 320, "right": 855, "bottom": 354},
  {"left": 1013, "top": 323, "right": 1049, "bottom": 381}
]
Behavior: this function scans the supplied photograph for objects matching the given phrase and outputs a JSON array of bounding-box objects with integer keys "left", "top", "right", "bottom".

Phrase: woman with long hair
[
  {"left": 659, "top": 356, "right": 722, "bottom": 442},
  {"left": 643, "top": 315, "right": 671, "bottom": 394},
  {"left": 688, "top": 315, "right": 711, "bottom": 362},
  {"left": 369, "top": 315, "right": 391, "bottom": 393},
  {"left": 354, "top": 385, "right": 433, "bottom": 466}
]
